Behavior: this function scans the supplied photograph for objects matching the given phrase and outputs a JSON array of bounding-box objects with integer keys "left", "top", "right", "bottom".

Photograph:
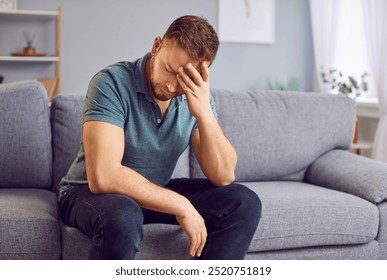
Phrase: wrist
[
  {"left": 196, "top": 109, "right": 216, "bottom": 124},
  {"left": 175, "top": 196, "right": 195, "bottom": 218}
]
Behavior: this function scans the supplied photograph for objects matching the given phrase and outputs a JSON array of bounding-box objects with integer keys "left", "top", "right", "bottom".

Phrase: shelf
[
  {"left": 351, "top": 141, "right": 373, "bottom": 150},
  {"left": 0, "top": 7, "right": 62, "bottom": 97},
  {"left": 0, "top": 56, "right": 59, "bottom": 62},
  {"left": 0, "top": 9, "right": 59, "bottom": 18},
  {"left": 356, "top": 97, "right": 380, "bottom": 118}
]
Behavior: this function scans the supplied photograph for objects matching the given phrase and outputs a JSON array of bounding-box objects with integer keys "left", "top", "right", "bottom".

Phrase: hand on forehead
[{"left": 178, "top": 61, "right": 209, "bottom": 84}]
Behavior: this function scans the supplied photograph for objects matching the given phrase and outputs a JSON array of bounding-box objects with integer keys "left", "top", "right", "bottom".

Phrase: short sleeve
[{"left": 83, "top": 71, "right": 126, "bottom": 128}]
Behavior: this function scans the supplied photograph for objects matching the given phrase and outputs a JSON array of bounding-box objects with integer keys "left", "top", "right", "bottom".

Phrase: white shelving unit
[
  {"left": 351, "top": 141, "right": 374, "bottom": 150},
  {"left": 0, "top": 56, "right": 59, "bottom": 62},
  {"left": 0, "top": 9, "right": 59, "bottom": 17},
  {"left": 352, "top": 97, "right": 380, "bottom": 157},
  {"left": 0, "top": 8, "right": 62, "bottom": 100}
]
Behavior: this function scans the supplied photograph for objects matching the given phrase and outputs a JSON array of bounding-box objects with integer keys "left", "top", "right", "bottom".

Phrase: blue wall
[{"left": 0, "top": 0, "right": 313, "bottom": 95}]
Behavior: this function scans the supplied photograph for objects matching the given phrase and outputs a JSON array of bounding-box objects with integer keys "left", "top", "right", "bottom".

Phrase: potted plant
[
  {"left": 320, "top": 68, "right": 369, "bottom": 149},
  {"left": 319, "top": 68, "right": 369, "bottom": 99},
  {"left": 266, "top": 78, "right": 301, "bottom": 91}
]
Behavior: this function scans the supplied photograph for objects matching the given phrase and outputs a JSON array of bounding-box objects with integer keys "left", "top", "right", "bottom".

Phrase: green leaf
[{"left": 348, "top": 76, "right": 359, "bottom": 89}]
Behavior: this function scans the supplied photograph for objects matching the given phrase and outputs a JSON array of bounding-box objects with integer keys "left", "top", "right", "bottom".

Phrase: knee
[
  {"left": 93, "top": 194, "right": 144, "bottom": 256},
  {"left": 225, "top": 184, "right": 262, "bottom": 229},
  {"left": 99, "top": 195, "right": 144, "bottom": 238}
]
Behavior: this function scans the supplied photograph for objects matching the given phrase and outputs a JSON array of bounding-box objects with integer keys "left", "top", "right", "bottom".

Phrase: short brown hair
[{"left": 163, "top": 15, "right": 219, "bottom": 64}]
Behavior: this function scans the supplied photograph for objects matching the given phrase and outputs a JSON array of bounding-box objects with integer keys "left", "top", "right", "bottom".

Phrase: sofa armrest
[{"left": 304, "top": 149, "right": 387, "bottom": 204}]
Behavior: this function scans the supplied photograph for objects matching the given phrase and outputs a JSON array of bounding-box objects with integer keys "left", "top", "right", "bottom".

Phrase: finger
[
  {"left": 194, "top": 232, "right": 202, "bottom": 257},
  {"left": 176, "top": 74, "right": 191, "bottom": 94},
  {"left": 191, "top": 232, "right": 203, "bottom": 257},
  {"left": 196, "top": 230, "right": 207, "bottom": 257},
  {"left": 189, "top": 235, "right": 197, "bottom": 257},
  {"left": 178, "top": 66, "right": 197, "bottom": 90},
  {"left": 201, "top": 61, "right": 210, "bottom": 83},
  {"left": 185, "top": 63, "right": 204, "bottom": 86}
]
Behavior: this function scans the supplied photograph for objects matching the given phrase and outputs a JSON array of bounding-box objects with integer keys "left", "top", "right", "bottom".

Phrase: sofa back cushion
[
  {"left": 0, "top": 80, "right": 52, "bottom": 189},
  {"left": 50, "top": 95, "right": 84, "bottom": 193},
  {"left": 191, "top": 89, "right": 356, "bottom": 182}
]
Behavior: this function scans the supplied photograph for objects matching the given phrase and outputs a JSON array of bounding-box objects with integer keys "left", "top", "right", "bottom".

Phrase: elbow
[
  {"left": 86, "top": 161, "right": 122, "bottom": 194},
  {"left": 212, "top": 173, "right": 236, "bottom": 187},
  {"left": 88, "top": 182, "right": 102, "bottom": 194},
  {"left": 88, "top": 178, "right": 104, "bottom": 194},
  {"left": 87, "top": 170, "right": 111, "bottom": 194}
]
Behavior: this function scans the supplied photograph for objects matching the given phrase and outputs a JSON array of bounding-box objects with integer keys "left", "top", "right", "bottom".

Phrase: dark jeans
[{"left": 59, "top": 178, "right": 262, "bottom": 260}]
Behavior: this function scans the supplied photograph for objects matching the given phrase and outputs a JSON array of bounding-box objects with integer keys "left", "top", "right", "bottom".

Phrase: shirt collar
[
  {"left": 135, "top": 52, "right": 154, "bottom": 103},
  {"left": 134, "top": 52, "right": 186, "bottom": 107}
]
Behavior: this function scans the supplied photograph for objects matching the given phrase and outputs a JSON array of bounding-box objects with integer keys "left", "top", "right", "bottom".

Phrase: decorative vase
[{"left": 23, "top": 42, "right": 36, "bottom": 55}]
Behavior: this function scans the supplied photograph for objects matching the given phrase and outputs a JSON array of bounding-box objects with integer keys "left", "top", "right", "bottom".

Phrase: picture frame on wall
[
  {"left": 0, "top": 0, "right": 17, "bottom": 11},
  {"left": 218, "top": 0, "right": 275, "bottom": 44}
]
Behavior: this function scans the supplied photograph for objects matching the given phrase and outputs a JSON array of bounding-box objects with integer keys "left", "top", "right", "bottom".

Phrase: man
[{"left": 59, "top": 15, "right": 261, "bottom": 260}]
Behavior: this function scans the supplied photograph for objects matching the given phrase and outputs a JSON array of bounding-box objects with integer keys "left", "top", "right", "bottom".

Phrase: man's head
[
  {"left": 163, "top": 15, "right": 219, "bottom": 65},
  {"left": 147, "top": 15, "right": 219, "bottom": 101}
]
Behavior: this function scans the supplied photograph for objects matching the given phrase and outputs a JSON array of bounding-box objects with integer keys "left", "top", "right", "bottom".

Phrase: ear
[{"left": 151, "top": 36, "right": 162, "bottom": 56}]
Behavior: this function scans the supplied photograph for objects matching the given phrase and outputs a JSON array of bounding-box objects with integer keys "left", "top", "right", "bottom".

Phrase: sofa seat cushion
[
  {"left": 0, "top": 189, "right": 60, "bottom": 259},
  {"left": 244, "top": 181, "right": 378, "bottom": 253},
  {"left": 61, "top": 181, "right": 378, "bottom": 259},
  {"left": 61, "top": 223, "right": 192, "bottom": 260}
]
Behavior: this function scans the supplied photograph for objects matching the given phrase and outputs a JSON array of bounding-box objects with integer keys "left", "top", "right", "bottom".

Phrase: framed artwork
[
  {"left": 218, "top": 0, "right": 275, "bottom": 44},
  {"left": 0, "top": 0, "right": 17, "bottom": 10}
]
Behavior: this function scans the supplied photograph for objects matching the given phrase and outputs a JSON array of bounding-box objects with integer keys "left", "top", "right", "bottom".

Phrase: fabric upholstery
[
  {"left": 0, "top": 189, "right": 60, "bottom": 259},
  {"left": 63, "top": 221, "right": 380, "bottom": 260},
  {"left": 191, "top": 89, "right": 356, "bottom": 181},
  {"left": 60, "top": 181, "right": 378, "bottom": 259},
  {"left": 170, "top": 148, "right": 190, "bottom": 179},
  {"left": 61, "top": 223, "right": 192, "bottom": 260},
  {"left": 380, "top": 243, "right": 387, "bottom": 259},
  {"left": 137, "top": 224, "right": 192, "bottom": 260},
  {"left": 1, "top": 81, "right": 385, "bottom": 260},
  {"left": 61, "top": 222, "right": 92, "bottom": 260},
  {"left": 245, "top": 241, "right": 379, "bottom": 260},
  {"left": 377, "top": 202, "right": 387, "bottom": 243},
  {"left": 305, "top": 149, "right": 387, "bottom": 203},
  {"left": 0, "top": 80, "right": 52, "bottom": 189},
  {"left": 243, "top": 181, "right": 378, "bottom": 252},
  {"left": 50, "top": 95, "right": 84, "bottom": 193}
]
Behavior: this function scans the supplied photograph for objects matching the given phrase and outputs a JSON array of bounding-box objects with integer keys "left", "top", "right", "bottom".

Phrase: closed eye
[{"left": 165, "top": 64, "right": 177, "bottom": 75}]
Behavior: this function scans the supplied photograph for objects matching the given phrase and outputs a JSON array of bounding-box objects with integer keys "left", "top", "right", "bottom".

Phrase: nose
[{"left": 166, "top": 80, "right": 180, "bottom": 94}]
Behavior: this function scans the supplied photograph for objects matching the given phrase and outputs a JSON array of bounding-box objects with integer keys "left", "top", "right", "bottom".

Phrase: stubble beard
[{"left": 149, "top": 57, "right": 174, "bottom": 102}]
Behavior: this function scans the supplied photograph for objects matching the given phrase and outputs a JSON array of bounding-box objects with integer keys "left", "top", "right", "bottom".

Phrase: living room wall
[{"left": 4, "top": 0, "right": 313, "bottom": 96}]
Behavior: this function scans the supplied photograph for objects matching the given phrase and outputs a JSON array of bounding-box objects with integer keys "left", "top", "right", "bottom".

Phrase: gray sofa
[{"left": 1, "top": 80, "right": 387, "bottom": 260}]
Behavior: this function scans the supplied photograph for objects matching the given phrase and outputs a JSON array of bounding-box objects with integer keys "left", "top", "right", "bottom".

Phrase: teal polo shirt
[{"left": 61, "top": 53, "right": 217, "bottom": 189}]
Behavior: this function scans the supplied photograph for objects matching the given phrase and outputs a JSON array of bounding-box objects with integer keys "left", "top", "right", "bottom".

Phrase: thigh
[
  {"left": 59, "top": 185, "right": 144, "bottom": 238},
  {"left": 166, "top": 178, "right": 260, "bottom": 226}
]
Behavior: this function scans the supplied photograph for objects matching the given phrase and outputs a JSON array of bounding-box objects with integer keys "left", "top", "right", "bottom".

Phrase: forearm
[
  {"left": 196, "top": 113, "right": 237, "bottom": 186},
  {"left": 90, "top": 164, "right": 191, "bottom": 216},
  {"left": 176, "top": 61, "right": 237, "bottom": 186}
]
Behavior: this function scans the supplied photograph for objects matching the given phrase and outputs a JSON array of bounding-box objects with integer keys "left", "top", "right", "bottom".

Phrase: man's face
[{"left": 148, "top": 38, "right": 203, "bottom": 101}]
